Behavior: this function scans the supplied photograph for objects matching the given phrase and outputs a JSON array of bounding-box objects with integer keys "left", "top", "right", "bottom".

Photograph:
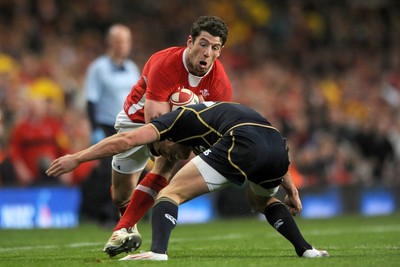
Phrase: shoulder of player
[
  {"left": 207, "top": 66, "right": 233, "bottom": 93},
  {"left": 146, "top": 47, "right": 185, "bottom": 75},
  {"left": 214, "top": 59, "right": 232, "bottom": 84},
  {"left": 209, "top": 59, "right": 230, "bottom": 80},
  {"left": 149, "top": 46, "right": 184, "bottom": 63}
]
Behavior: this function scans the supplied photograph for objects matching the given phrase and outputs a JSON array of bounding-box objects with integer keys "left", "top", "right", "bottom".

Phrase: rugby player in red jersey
[{"left": 100, "top": 16, "right": 231, "bottom": 256}]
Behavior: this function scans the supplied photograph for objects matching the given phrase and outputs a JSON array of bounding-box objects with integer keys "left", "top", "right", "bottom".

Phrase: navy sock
[
  {"left": 264, "top": 202, "right": 312, "bottom": 256},
  {"left": 150, "top": 199, "right": 178, "bottom": 254}
]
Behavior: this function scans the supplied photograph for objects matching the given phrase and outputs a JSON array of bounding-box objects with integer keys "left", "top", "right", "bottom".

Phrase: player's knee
[
  {"left": 155, "top": 196, "right": 179, "bottom": 206},
  {"left": 110, "top": 183, "right": 134, "bottom": 207},
  {"left": 157, "top": 190, "right": 186, "bottom": 206},
  {"left": 111, "top": 171, "right": 138, "bottom": 206},
  {"left": 248, "top": 200, "right": 266, "bottom": 213},
  {"left": 111, "top": 192, "right": 131, "bottom": 208},
  {"left": 245, "top": 186, "right": 275, "bottom": 213}
]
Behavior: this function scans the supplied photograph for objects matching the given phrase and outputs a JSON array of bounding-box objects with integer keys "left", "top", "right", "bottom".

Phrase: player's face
[
  {"left": 186, "top": 31, "right": 223, "bottom": 76},
  {"left": 152, "top": 140, "right": 191, "bottom": 161}
]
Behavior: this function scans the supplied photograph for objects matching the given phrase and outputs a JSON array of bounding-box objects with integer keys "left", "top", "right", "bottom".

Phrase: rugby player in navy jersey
[{"left": 47, "top": 102, "right": 329, "bottom": 261}]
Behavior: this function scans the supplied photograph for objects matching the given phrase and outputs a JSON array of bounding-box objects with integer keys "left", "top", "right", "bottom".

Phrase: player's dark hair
[{"left": 190, "top": 16, "right": 228, "bottom": 46}]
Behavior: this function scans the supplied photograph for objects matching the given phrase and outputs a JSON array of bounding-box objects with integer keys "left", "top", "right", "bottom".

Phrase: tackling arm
[{"left": 46, "top": 124, "right": 158, "bottom": 177}]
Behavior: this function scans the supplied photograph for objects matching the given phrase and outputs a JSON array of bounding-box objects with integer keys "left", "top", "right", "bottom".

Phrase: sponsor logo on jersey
[{"left": 200, "top": 89, "right": 210, "bottom": 97}]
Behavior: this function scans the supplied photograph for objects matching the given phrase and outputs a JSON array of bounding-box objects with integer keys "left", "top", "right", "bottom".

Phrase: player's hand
[
  {"left": 46, "top": 155, "right": 80, "bottom": 177},
  {"left": 284, "top": 194, "right": 302, "bottom": 216}
]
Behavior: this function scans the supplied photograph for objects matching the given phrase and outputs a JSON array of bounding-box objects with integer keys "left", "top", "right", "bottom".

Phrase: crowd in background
[{"left": 0, "top": 0, "right": 399, "bottom": 189}]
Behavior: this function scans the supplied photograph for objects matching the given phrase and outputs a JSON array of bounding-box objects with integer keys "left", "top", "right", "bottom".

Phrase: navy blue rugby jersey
[{"left": 149, "top": 102, "right": 277, "bottom": 154}]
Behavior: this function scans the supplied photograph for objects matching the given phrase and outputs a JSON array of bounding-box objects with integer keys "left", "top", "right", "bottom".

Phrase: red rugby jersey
[{"left": 123, "top": 47, "right": 232, "bottom": 123}]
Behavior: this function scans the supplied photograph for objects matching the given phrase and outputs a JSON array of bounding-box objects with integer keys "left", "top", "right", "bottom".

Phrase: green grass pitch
[{"left": 0, "top": 213, "right": 399, "bottom": 267}]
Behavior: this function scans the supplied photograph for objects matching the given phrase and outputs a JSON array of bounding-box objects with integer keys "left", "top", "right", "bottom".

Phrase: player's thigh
[
  {"left": 151, "top": 156, "right": 179, "bottom": 180},
  {"left": 158, "top": 161, "right": 209, "bottom": 205},
  {"left": 111, "top": 140, "right": 151, "bottom": 196},
  {"left": 113, "top": 114, "right": 150, "bottom": 176}
]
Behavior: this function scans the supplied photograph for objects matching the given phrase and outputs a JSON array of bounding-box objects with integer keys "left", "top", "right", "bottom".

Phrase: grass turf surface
[{"left": 0, "top": 213, "right": 399, "bottom": 267}]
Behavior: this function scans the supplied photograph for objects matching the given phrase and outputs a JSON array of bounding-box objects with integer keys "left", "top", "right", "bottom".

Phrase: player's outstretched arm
[{"left": 46, "top": 124, "right": 158, "bottom": 177}]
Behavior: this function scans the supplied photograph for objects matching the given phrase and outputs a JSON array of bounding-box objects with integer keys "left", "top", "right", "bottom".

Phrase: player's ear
[
  {"left": 217, "top": 46, "right": 224, "bottom": 57},
  {"left": 187, "top": 35, "right": 193, "bottom": 47}
]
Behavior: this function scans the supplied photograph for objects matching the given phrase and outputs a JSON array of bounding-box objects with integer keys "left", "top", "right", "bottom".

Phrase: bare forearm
[
  {"left": 281, "top": 171, "right": 302, "bottom": 215},
  {"left": 46, "top": 124, "right": 159, "bottom": 177},
  {"left": 280, "top": 172, "right": 299, "bottom": 197},
  {"left": 74, "top": 133, "right": 132, "bottom": 163},
  {"left": 75, "top": 125, "right": 158, "bottom": 163}
]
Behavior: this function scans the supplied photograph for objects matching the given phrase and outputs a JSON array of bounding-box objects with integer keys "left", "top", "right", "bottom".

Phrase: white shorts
[
  {"left": 192, "top": 156, "right": 279, "bottom": 197},
  {"left": 111, "top": 110, "right": 151, "bottom": 174}
]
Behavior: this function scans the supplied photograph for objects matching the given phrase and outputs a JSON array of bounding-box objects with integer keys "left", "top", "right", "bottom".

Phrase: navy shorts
[{"left": 199, "top": 126, "right": 289, "bottom": 189}]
